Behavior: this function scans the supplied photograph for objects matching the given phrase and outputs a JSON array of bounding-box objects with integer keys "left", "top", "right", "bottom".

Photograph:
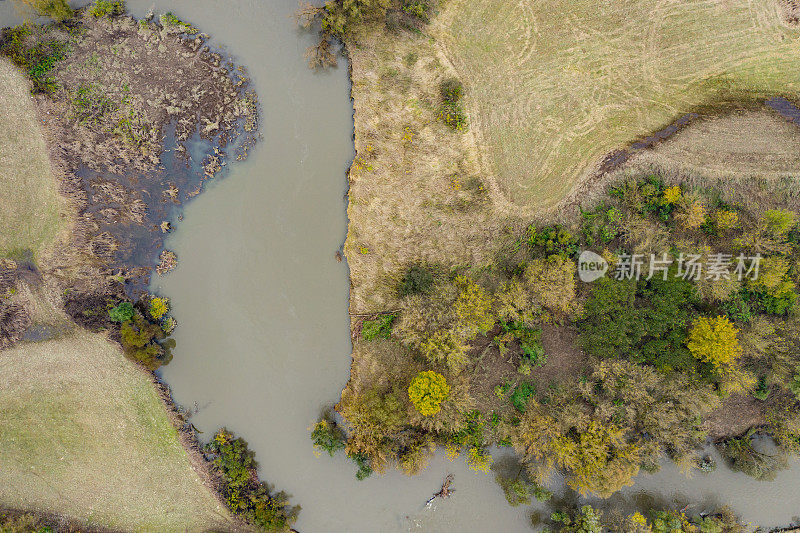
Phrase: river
[{"left": 2, "top": 0, "right": 800, "bottom": 530}]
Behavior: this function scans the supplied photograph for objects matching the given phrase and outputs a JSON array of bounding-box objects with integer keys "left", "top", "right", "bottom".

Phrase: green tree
[{"left": 109, "top": 301, "right": 135, "bottom": 322}]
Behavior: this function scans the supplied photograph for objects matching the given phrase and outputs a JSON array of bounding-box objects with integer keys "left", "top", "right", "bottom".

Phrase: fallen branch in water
[{"left": 425, "top": 474, "right": 455, "bottom": 507}]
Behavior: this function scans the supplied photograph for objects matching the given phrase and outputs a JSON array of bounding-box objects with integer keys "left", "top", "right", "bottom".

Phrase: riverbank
[
  {"left": 335, "top": 0, "right": 800, "bottom": 528},
  {"left": 0, "top": 330, "right": 252, "bottom": 532},
  {"left": 0, "top": 3, "right": 281, "bottom": 530}
]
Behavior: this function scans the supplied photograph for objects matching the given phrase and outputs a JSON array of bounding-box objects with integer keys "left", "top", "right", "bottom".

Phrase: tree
[
  {"left": 552, "top": 420, "right": 640, "bottom": 497},
  {"left": 687, "top": 316, "right": 741, "bottom": 370},
  {"left": 555, "top": 505, "right": 603, "bottom": 533},
  {"left": 453, "top": 276, "right": 495, "bottom": 339},
  {"left": 109, "top": 301, "right": 135, "bottom": 322},
  {"left": 420, "top": 330, "right": 468, "bottom": 372},
  {"left": 148, "top": 296, "right": 169, "bottom": 320},
  {"left": 523, "top": 256, "right": 578, "bottom": 316},
  {"left": 408, "top": 371, "right": 450, "bottom": 416}
]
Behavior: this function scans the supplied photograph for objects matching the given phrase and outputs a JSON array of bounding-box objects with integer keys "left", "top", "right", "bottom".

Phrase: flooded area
[{"left": 3, "top": 0, "right": 800, "bottom": 530}]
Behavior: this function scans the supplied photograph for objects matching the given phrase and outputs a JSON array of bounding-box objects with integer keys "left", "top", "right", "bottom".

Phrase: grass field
[
  {"left": 0, "top": 57, "right": 64, "bottom": 258},
  {"left": 639, "top": 109, "right": 800, "bottom": 177},
  {"left": 0, "top": 331, "right": 246, "bottom": 532},
  {"left": 435, "top": 0, "right": 800, "bottom": 211}
]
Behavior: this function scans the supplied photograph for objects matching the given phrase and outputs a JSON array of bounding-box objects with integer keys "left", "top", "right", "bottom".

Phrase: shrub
[
  {"left": 440, "top": 78, "right": 463, "bottom": 104},
  {"left": 526, "top": 225, "right": 578, "bottom": 259},
  {"left": 160, "top": 12, "right": 198, "bottom": 33},
  {"left": 662, "top": 185, "right": 681, "bottom": 205},
  {"left": 0, "top": 24, "right": 69, "bottom": 93},
  {"left": 555, "top": 505, "right": 603, "bottom": 533},
  {"left": 581, "top": 204, "right": 621, "bottom": 245},
  {"left": 715, "top": 209, "right": 739, "bottom": 231},
  {"left": 361, "top": 313, "right": 394, "bottom": 340},
  {"left": 437, "top": 78, "right": 468, "bottom": 131},
  {"left": 206, "top": 429, "right": 299, "bottom": 530},
  {"left": 524, "top": 256, "right": 578, "bottom": 316},
  {"left": 320, "top": 0, "right": 391, "bottom": 38},
  {"left": 401, "top": 0, "right": 429, "bottom": 20},
  {"left": 108, "top": 301, "right": 135, "bottom": 322},
  {"left": 397, "top": 264, "right": 435, "bottom": 296},
  {"left": 349, "top": 451, "right": 373, "bottom": 480},
  {"left": 788, "top": 366, "right": 800, "bottom": 400},
  {"left": 753, "top": 375, "right": 770, "bottom": 401},
  {"left": 87, "top": 0, "right": 125, "bottom": 18},
  {"left": 119, "top": 315, "right": 173, "bottom": 370},
  {"left": 719, "top": 290, "right": 752, "bottom": 323},
  {"left": 466, "top": 445, "right": 493, "bottom": 472},
  {"left": 408, "top": 371, "right": 449, "bottom": 416},
  {"left": 510, "top": 381, "right": 535, "bottom": 412}
]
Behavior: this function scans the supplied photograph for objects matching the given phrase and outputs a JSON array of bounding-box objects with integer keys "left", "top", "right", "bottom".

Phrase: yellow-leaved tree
[
  {"left": 687, "top": 316, "right": 753, "bottom": 393},
  {"left": 408, "top": 371, "right": 450, "bottom": 416}
]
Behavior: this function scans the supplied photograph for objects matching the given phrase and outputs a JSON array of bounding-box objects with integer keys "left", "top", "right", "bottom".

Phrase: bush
[
  {"left": 87, "top": 0, "right": 125, "bottom": 18},
  {"left": 361, "top": 314, "right": 394, "bottom": 340},
  {"left": 453, "top": 275, "right": 495, "bottom": 339},
  {"left": 0, "top": 24, "right": 69, "bottom": 93},
  {"left": 206, "top": 429, "right": 299, "bottom": 530},
  {"left": 408, "top": 371, "right": 449, "bottom": 416},
  {"left": 108, "top": 301, "right": 135, "bottom": 322},
  {"left": 527, "top": 225, "right": 578, "bottom": 259},
  {"left": 437, "top": 78, "right": 468, "bottom": 131},
  {"left": 510, "top": 381, "right": 535, "bottom": 412},
  {"left": 119, "top": 315, "right": 173, "bottom": 370},
  {"left": 397, "top": 264, "right": 435, "bottom": 296},
  {"left": 440, "top": 78, "right": 463, "bottom": 104},
  {"left": 762, "top": 209, "right": 795, "bottom": 236},
  {"left": 349, "top": 451, "right": 373, "bottom": 480}
]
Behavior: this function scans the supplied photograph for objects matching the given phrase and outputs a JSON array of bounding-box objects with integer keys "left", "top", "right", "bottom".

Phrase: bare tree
[
  {"left": 294, "top": 1, "right": 324, "bottom": 28},
  {"left": 305, "top": 36, "right": 337, "bottom": 69}
]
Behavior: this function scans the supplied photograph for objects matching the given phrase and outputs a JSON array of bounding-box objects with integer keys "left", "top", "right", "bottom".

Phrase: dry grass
[
  {"left": 0, "top": 57, "right": 65, "bottom": 258},
  {"left": 434, "top": 0, "right": 800, "bottom": 212},
  {"left": 345, "top": 29, "right": 521, "bottom": 313},
  {"left": 635, "top": 109, "right": 800, "bottom": 178},
  {"left": 0, "top": 331, "right": 245, "bottom": 532}
]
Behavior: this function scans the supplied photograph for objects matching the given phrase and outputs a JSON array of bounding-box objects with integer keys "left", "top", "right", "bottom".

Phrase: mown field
[
  {"left": 0, "top": 331, "right": 245, "bottom": 532},
  {"left": 0, "top": 56, "right": 64, "bottom": 258},
  {"left": 435, "top": 0, "right": 800, "bottom": 211}
]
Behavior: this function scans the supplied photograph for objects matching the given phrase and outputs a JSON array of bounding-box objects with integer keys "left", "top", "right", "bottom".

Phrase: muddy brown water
[{"left": 4, "top": 1, "right": 800, "bottom": 530}]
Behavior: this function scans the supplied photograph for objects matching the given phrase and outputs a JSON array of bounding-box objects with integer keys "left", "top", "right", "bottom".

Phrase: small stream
[{"left": 4, "top": 1, "right": 800, "bottom": 530}]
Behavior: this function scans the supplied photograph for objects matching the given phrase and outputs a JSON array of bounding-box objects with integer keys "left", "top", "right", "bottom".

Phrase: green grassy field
[
  {"left": 0, "top": 332, "right": 246, "bottom": 532},
  {"left": 436, "top": 0, "right": 800, "bottom": 211},
  {"left": 0, "top": 57, "right": 64, "bottom": 258}
]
